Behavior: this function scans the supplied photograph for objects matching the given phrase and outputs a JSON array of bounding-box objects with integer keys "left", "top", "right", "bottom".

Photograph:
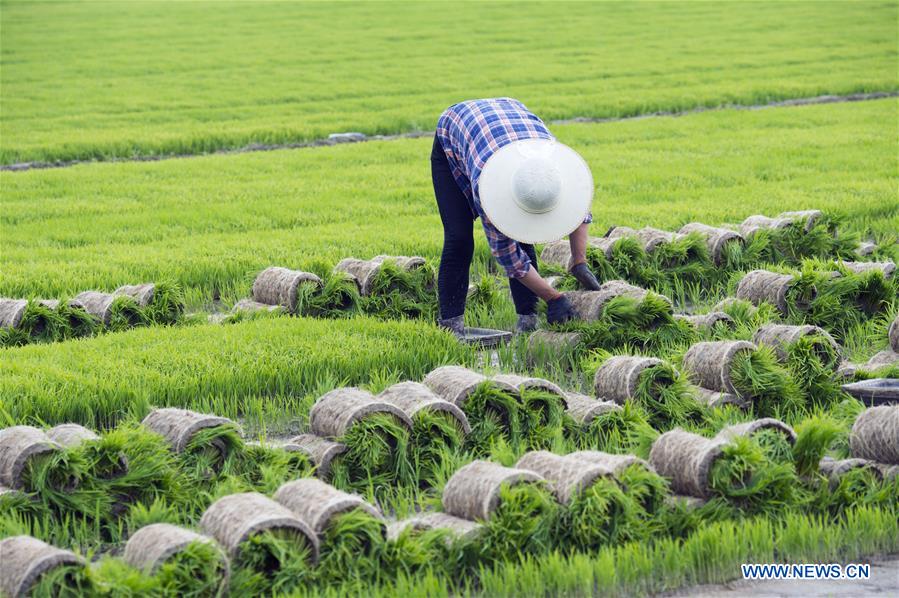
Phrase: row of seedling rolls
[
  {"left": 0, "top": 282, "right": 184, "bottom": 347},
  {"left": 4, "top": 404, "right": 896, "bottom": 596}
]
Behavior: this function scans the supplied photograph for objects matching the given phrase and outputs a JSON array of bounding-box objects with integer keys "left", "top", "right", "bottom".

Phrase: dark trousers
[{"left": 431, "top": 135, "right": 539, "bottom": 319}]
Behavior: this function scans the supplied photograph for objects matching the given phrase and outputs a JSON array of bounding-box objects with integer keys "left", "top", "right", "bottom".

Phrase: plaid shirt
[{"left": 436, "top": 97, "right": 591, "bottom": 278}]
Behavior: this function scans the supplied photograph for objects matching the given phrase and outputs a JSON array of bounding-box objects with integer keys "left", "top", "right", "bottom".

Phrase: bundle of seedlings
[
  {"left": 287, "top": 434, "right": 347, "bottom": 482},
  {"left": 274, "top": 478, "right": 386, "bottom": 584},
  {"left": 588, "top": 352, "right": 703, "bottom": 428},
  {"left": 568, "top": 450, "right": 670, "bottom": 520},
  {"left": 682, "top": 340, "right": 803, "bottom": 418},
  {"left": 813, "top": 457, "right": 891, "bottom": 513},
  {"left": 122, "top": 523, "right": 229, "bottom": 596},
  {"left": 735, "top": 269, "right": 818, "bottom": 318},
  {"left": 466, "top": 274, "right": 504, "bottom": 311},
  {"left": 850, "top": 406, "right": 899, "bottom": 471},
  {"left": 678, "top": 222, "right": 758, "bottom": 270},
  {"left": 516, "top": 451, "right": 638, "bottom": 550},
  {"left": 562, "top": 393, "right": 652, "bottom": 453},
  {"left": 335, "top": 255, "right": 436, "bottom": 320},
  {"left": 648, "top": 429, "right": 795, "bottom": 514},
  {"left": 0, "top": 298, "right": 68, "bottom": 347},
  {"left": 492, "top": 374, "right": 567, "bottom": 450},
  {"left": 692, "top": 387, "right": 751, "bottom": 410},
  {"left": 236, "top": 441, "right": 314, "bottom": 493},
  {"left": 0, "top": 535, "right": 92, "bottom": 598},
  {"left": 200, "top": 492, "right": 318, "bottom": 595},
  {"left": 115, "top": 281, "right": 185, "bottom": 325},
  {"left": 308, "top": 387, "right": 414, "bottom": 490},
  {"left": 386, "top": 511, "right": 483, "bottom": 547},
  {"left": 713, "top": 418, "right": 798, "bottom": 466},
  {"left": 72, "top": 290, "right": 148, "bottom": 331},
  {"left": 526, "top": 330, "right": 586, "bottom": 368},
  {"left": 606, "top": 226, "right": 711, "bottom": 285},
  {"left": 43, "top": 299, "right": 99, "bottom": 339},
  {"left": 249, "top": 265, "right": 358, "bottom": 318},
  {"left": 674, "top": 311, "right": 736, "bottom": 338},
  {"left": 541, "top": 236, "right": 649, "bottom": 285},
  {"left": 142, "top": 408, "right": 244, "bottom": 479},
  {"left": 752, "top": 323, "right": 843, "bottom": 406},
  {"left": 423, "top": 366, "right": 522, "bottom": 453},
  {"left": 377, "top": 381, "right": 470, "bottom": 489},
  {"left": 815, "top": 260, "right": 895, "bottom": 317},
  {"left": 440, "top": 460, "right": 557, "bottom": 562},
  {"left": 740, "top": 210, "right": 854, "bottom": 262}
]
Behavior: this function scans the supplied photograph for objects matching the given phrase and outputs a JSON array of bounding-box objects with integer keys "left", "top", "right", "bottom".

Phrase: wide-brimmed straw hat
[{"left": 478, "top": 139, "right": 593, "bottom": 244}]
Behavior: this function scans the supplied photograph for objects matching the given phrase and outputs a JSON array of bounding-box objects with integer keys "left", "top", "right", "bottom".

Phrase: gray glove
[{"left": 570, "top": 263, "right": 602, "bottom": 291}]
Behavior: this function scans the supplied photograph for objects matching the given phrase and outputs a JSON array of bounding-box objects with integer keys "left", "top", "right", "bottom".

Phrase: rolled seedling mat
[
  {"left": 736, "top": 270, "right": 803, "bottom": 314},
  {"left": 526, "top": 330, "right": 584, "bottom": 364},
  {"left": 231, "top": 298, "right": 286, "bottom": 314},
  {"left": 636, "top": 227, "right": 680, "bottom": 253},
  {"left": 604, "top": 225, "right": 638, "bottom": 240},
  {"left": 649, "top": 429, "right": 726, "bottom": 498},
  {"left": 570, "top": 450, "right": 667, "bottom": 515},
  {"left": 713, "top": 297, "right": 758, "bottom": 319},
  {"left": 516, "top": 451, "right": 613, "bottom": 504},
  {"left": 563, "top": 392, "right": 622, "bottom": 426},
  {"left": 441, "top": 460, "right": 545, "bottom": 521},
  {"left": 715, "top": 419, "right": 797, "bottom": 444},
  {"left": 274, "top": 478, "right": 384, "bottom": 535},
  {"left": 0, "top": 535, "right": 87, "bottom": 598},
  {"left": 423, "top": 365, "right": 518, "bottom": 409},
  {"left": 0, "top": 298, "right": 27, "bottom": 329},
  {"left": 567, "top": 451, "right": 652, "bottom": 475},
  {"left": 752, "top": 323, "right": 841, "bottom": 368},
  {"left": 674, "top": 312, "right": 735, "bottom": 332},
  {"left": 141, "top": 408, "right": 240, "bottom": 453},
  {"left": 44, "top": 424, "right": 99, "bottom": 448},
  {"left": 308, "top": 387, "right": 413, "bottom": 438},
  {"left": 678, "top": 223, "right": 744, "bottom": 265},
  {"left": 856, "top": 241, "right": 877, "bottom": 257},
  {"left": 665, "top": 494, "right": 709, "bottom": 511},
  {"left": 200, "top": 492, "right": 319, "bottom": 562},
  {"left": 287, "top": 434, "right": 347, "bottom": 480},
  {"left": 739, "top": 214, "right": 792, "bottom": 238},
  {"left": 377, "top": 381, "right": 471, "bottom": 434},
  {"left": 871, "top": 462, "right": 899, "bottom": 480},
  {"left": 0, "top": 426, "right": 60, "bottom": 489},
  {"left": 779, "top": 209, "right": 824, "bottom": 232},
  {"left": 492, "top": 374, "right": 566, "bottom": 400},
  {"left": 123, "top": 523, "right": 229, "bottom": 588},
  {"left": 334, "top": 255, "right": 426, "bottom": 296},
  {"left": 817, "top": 457, "right": 882, "bottom": 488},
  {"left": 683, "top": 340, "right": 757, "bottom": 395},
  {"left": 693, "top": 387, "right": 750, "bottom": 410},
  {"left": 839, "top": 261, "right": 896, "bottom": 279},
  {"left": 386, "top": 512, "right": 483, "bottom": 542},
  {"left": 540, "top": 240, "right": 575, "bottom": 270},
  {"left": 564, "top": 282, "right": 648, "bottom": 321},
  {"left": 114, "top": 283, "right": 156, "bottom": 306},
  {"left": 890, "top": 315, "right": 899, "bottom": 353},
  {"left": 849, "top": 406, "right": 899, "bottom": 464},
  {"left": 72, "top": 291, "right": 143, "bottom": 327},
  {"left": 250, "top": 267, "right": 322, "bottom": 312},
  {"left": 593, "top": 355, "right": 665, "bottom": 404},
  {"left": 865, "top": 350, "right": 899, "bottom": 370}
]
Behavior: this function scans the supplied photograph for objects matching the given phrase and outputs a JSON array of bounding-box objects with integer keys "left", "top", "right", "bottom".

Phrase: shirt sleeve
[{"left": 481, "top": 216, "right": 532, "bottom": 279}]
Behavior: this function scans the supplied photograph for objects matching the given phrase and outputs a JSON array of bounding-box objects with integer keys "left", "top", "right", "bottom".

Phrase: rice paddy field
[{"left": 1, "top": 1, "right": 898, "bottom": 596}]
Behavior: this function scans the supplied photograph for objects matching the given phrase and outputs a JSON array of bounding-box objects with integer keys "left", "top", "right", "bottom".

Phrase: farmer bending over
[{"left": 432, "top": 97, "right": 600, "bottom": 335}]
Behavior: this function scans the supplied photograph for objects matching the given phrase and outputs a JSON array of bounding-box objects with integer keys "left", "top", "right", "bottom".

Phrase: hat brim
[{"left": 478, "top": 139, "right": 594, "bottom": 245}]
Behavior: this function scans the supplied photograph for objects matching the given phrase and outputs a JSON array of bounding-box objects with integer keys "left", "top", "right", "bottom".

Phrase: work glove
[
  {"left": 546, "top": 295, "right": 577, "bottom": 324},
  {"left": 570, "top": 262, "right": 602, "bottom": 291}
]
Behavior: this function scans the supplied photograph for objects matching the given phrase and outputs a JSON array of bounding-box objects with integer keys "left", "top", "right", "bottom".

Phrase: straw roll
[
  {"left": 442, "top": 460, "right": 545, "bottom": 521},
  {"left": 124, "top": 523, "right": 227, "bottom": 578},
  {"left": 141, "top": 408, "right": 238, "bottom": 453},
  {"left": 648, "top": 429, "right": 726, "bottom": 498},
  {"left": 386, "top": 512, "right": 482, "bottom": 542},
  {"left": 564, "top": 392, "right": 622, "bottom": 425},
  {"left": 779, "top": 210, "right": 823, "bottom": 231},
  {"left": 715, "top": 418, "right": 797, "bottom": 444},
  {"left": 0, "top": 536, "right": 85, "bottom": 598},
  {"left": 678, "top": 223, "right": 743, "bottom": 265},
  {"left": 568, "top": 451, "right": 654, "bottom": 475},
  {"left": 114, "top": 283, "right": 156, "bottom": 307},
  {"left": 866, "top": 350, "right": 899, "bottom": 369},
  {"left": 251, "top": 267, "right": 322, "bottom": 312},
  {"left": 735, "top": 270, "right": 797, "bottom": 313},
  {"left": 739, "top": 215, "right": 791, "bottom": 238},
  {"left": 593, "top": 355, "right": 664, "bottom": 404},
  {"left": 682, "top": 340, "right": 756, "bottom": 395},
  {"left": 818, "top": 457, "right": 881, "bottom": 487},
  {"left": 377, "top": 381, "right": 471, "bottom": 434},
  {"left": 849, "top": 406, "right": 899, "bottom": 465},
  {"left": 72, "top": 291, "right": 121, "bottom": 325},
  {"left": 752, "top": 323, "right": 840, "bottom": 364},
  {"left": 423, "top": 366, "right": 518, "bottom": 408},
  {"left": 200, "top": 492, "right": 319, "bottom": 561},
  {"left": 274, "top": 478, "right": 384, "bottom": 535},
  {"left": 564, "top": 281, "right": 649, "bottom": 321},
  {"left": 675, "top": 312, "right": 735, "bottom": 331},
  {"left": 889, "top": 314, "right": 899, "bottom": 353},
  {"left": 492, "top": 374, "right": 566, "bottom": 399},
  {"left": 287, "top": 434, "right": 347, "bottom": 479},
  {"left": 0, "top": 426, "right": 59, "bottom": 489},
  {"left": 516, "top": 451, "right": 613, "bottom": 504},
  {"left": 308, "top": 387, "right": 413, "bottom": 439},
  {"left": 0, "top": 299, "right": 28, "bottom": 329},
  {"left": 693, "top": 387, "right": 750, "bottom": 410},
  {"left": 839, "top": 261, "right": 895, "bottom": 279},
  {"left": 45, "top": 424, "right": 99, "bottom": 448}
]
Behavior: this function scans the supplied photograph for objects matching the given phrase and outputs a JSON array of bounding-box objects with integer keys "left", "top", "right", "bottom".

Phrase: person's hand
[
  {"left": 546, "top": 295, "right": 577, "bottom": 324},
  {"left": 570, "top": 263, "right": 602, "bottom": 291}
]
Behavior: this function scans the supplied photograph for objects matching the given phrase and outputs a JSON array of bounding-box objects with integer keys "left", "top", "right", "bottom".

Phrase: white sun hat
[{"left": 478, "top": 138, "right": 594, "bottom": 245}]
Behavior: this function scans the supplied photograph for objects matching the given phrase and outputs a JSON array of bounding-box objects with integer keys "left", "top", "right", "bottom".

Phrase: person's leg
[
  {"left": 509, "top": 243, "right": 540, "bottom": 316},
  {"left": 431, "top": 135, "right": 474, "bottom": 324}
]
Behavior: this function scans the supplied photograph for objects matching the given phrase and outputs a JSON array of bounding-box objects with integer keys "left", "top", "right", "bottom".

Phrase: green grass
[
  {"left": 0, "top": 315, "right": 470, "bottom": 431},
  {"left": 1, "top": 1, "right": 896, "bottom": 164},
  {"left": 2, "top": 99, "right": 897, "bottom": 308}
]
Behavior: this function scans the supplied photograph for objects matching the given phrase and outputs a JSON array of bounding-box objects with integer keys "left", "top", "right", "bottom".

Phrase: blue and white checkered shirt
[{"left": 436, "top": 97, "right": 591, "bottom": 278}]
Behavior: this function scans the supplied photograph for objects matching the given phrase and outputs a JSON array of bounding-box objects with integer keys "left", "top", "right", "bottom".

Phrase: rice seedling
[
  {"left": 459, "top": 385, "right": 522, "bottom": 454},
  {"left": 232, "top": 442, "right": 313, "bottom": 493},
  {"left": 812, "top": 460, "right": 894, "bottom": 515},
  {"left": 728, "top": 346, "right": 805, "bottom": 418},
  {"left": 315, "top": 509, "right": 386, "bottom": 584},
  {"left": 0, "top": 299, "right": 69, "bottom": 347},
  {"left": 0, "top": 535, "right": 92, "bottom": 598},
  {"left": 116, "top": 281, "right": 186, "bottom": 326},
  {"left": 230, "top": 527, "right": 315, "bottom": 595},
  {"left": 707, "top": 437, "right": 796, "bottom": 514},
  {"left": 518, "top": 389, "right": 566, "bottom": 450},
  {"left": 563, "top": 400, "right": 653, "bottom": 454},
  {"left": 355, "top": 259, "right": 437, "bottom": 321},
  {"left": 378, "top": 525, "right": 453, "bottom": 580},
  {"left": 327, "top": 413, "right": 413, "bottom": 492},
  {"left": 175, "top": 423, "right": 245, "bottom": 480},
  {"left": 407, "top": 410, "right": 466, "bottom": 489},
  {"left": 479, "top": 483, "right": 557, "bottom": 562}
]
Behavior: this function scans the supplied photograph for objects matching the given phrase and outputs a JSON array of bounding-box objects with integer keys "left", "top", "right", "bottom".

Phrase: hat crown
[{"left": 511, "top": 158, "right": 561, "bottom": 214}]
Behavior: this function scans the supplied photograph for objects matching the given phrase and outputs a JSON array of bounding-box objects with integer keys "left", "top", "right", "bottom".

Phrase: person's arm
[{"left": 518, "top": 267, "right": 562, "bottom": 301}]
